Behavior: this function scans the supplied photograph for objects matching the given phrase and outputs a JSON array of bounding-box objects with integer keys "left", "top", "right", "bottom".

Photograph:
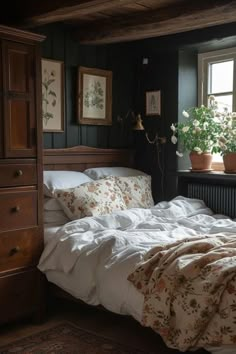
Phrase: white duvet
[{"left": 38, "top": 196, "right": 236, "bottom": 354}]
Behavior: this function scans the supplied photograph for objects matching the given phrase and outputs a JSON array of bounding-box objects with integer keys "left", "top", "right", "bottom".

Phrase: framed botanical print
[
  {"left": 42, "top": 58, "right": 64, "bottom": 132},
  {"left": 78, "top": 66, "right": 112, "bottom": 125},
  {"left": 146, "top": 90, "right": 161, "bottom": 116}
]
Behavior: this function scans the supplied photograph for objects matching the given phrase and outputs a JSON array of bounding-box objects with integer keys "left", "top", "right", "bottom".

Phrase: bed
[{"left": 39, "top": 145, "right": 236, "bottom": 354}]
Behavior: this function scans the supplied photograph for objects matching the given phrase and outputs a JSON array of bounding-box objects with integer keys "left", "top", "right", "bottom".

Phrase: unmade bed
[{"left": 39, "top": 146, "right": 236, "bottom": 354}]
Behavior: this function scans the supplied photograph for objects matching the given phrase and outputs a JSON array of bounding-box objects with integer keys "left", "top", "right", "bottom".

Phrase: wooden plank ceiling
[{"left": 2, "top": 0, "right": 236, "bottom": 44}]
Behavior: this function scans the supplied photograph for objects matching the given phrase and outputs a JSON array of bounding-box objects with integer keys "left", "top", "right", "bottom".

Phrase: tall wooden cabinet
[{"left": 0, "top": 25, "right": 45, "bottom": 324}]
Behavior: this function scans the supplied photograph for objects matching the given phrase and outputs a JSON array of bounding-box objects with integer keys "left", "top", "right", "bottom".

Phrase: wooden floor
[{"left": 0, "top": 297, "right": 209, "bottom": 353}]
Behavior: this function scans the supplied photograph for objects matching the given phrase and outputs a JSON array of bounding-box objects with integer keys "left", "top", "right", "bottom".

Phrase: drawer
[
  {"left": 0, "top": 227, "right": 43, "bottom": 272},
  {"left": 0, "top": 163, "right": 37, "bottom": 187},
  {"left": 0, "top": 269, "right": 41, "bottom": 324},
  {"left": 0, "top": 188, "right": 38, "bottom": 232}
]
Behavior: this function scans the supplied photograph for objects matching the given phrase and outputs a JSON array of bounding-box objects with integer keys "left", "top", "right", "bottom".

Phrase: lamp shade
[{"left": 133, "top": 114, "right": 144, "bottom": 130}]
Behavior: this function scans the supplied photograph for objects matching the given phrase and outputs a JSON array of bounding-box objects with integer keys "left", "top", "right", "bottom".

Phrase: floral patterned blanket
[{"left": 128, "top": 233, "right": 236, "bottom": 351}]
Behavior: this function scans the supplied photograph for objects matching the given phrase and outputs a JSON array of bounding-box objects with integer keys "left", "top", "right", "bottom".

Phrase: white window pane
[
  {"left": 210, "top": 94, "right": 233, "bottom": 112},
  {"left": 209, "top": 60, "right": 233, "bottom": 94}
]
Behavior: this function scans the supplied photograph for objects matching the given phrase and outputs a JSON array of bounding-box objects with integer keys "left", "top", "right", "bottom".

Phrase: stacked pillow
[
  {"left": 44, "top": 197, "right": 69, "bottom": 224},
  {"left": 43, "top": 171, "right": 93, "bottom": 225},
  {"left": 83, "top": 166, "right": 147, "bottom": 180},
  {"left": 44, "top": 170, "right": 93, "bottom": 197},
  {"left": 43, "top": 168, "right": 154, "bottom": 223}
]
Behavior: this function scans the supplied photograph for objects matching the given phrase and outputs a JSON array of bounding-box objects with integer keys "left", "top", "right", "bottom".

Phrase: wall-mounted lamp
[
  {"left": 133, "top": 114, "right": 144, "bottom": 131},
  {"left": 133, "top": 114, "right": 166, "bottom": 145}
]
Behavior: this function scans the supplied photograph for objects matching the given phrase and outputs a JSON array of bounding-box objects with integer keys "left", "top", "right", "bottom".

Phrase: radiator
[{"left": 187, "top": 182, "right": 236, "bottom": 218}]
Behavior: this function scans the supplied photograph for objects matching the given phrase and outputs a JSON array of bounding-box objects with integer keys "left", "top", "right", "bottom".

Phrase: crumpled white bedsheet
[{"left": 38, "top": 196, "right": 236, "bottom": 354}]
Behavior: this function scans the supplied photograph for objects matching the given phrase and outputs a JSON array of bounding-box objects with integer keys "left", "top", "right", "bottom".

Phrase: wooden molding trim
[
  {"left": 0, "top": 25, "right": 45, "bottom": 43},
  {"left": 43, "top": 145, "right": 135, "bottom": 171}
]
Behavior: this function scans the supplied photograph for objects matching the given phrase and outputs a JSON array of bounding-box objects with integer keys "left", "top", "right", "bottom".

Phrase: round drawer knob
[
  {"left": 9, "top": 246, "right": 20, "bottom": 256},
  {"left": 13, "top": 206, "right": 20, "bottom": 212},
  {"left": 16, "top": 170, "right": 23, "bottom": 177}
]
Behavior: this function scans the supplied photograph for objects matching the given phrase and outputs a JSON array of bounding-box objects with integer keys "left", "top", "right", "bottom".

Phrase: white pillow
[
  {"left": 44, "top": 197, "right": 62, "bottom": 211},
  {"left": 43, "top": 170, "right": 93, "bottom": 197},
  {"left": 83, "top": 167, "right": 147, "bottom": 180},
  {"left": 43, "top": 210, "right": 70, "bottom": 224}
]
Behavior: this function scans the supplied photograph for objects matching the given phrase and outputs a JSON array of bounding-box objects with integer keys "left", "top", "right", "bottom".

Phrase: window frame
[{"left": 198, "top": 47, "right": 236, "bottom": 171}]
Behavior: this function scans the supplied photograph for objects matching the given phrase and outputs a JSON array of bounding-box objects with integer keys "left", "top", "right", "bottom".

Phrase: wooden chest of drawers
[
  {"left": 0, "top": 161, "right": 37, "bottom": 187},
  {"left": 0, "top": 187, "right": 38, "bottom": 231},
  {"left": 0, "top": 228, "right": 42, "bottom": 272},
  {"left": 0, "top": 26, "right": 45, "bottom": 325}
]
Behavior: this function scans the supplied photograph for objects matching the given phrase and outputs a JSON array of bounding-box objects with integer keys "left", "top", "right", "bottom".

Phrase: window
[{"left": 198, "top": 47, "right": 236, "bottom": 169}]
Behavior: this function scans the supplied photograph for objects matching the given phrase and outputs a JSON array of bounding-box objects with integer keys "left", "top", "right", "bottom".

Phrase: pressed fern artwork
[
  {"left": 42, "top": 59, "right": 64, "bottom": 132},
  {"left": 42, "top": 68, "right": 57, "bottom": 125}
]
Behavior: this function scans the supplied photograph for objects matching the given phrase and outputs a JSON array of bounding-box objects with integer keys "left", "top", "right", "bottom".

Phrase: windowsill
[
  {"left": 177, "top": 170, "right": 236, "bottom": 182},
  {"left": 211, "top": 162, "right": 224, "bottom": 171}
]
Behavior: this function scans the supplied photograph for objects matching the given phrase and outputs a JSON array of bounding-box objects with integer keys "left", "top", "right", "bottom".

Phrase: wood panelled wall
[
  {"left": 38, "top": 24, "right": 138, "bottom": 150},
  {"left": 35, "top": 22, "right": 236, "bottom": 202},
  {"left": 135, "top": 22, "right": 236, "bottom": 201}
]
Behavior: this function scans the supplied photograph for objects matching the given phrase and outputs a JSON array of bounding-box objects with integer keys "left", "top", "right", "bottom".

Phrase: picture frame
[
  {"left": 78, "top": 66, "right": 112, "bottom": 125},
  {"left": 42, "top": 58, "right": 64, "bottom": 132},
  {"left": 146, "top": 90, "right": 161, "bottom": 116}
]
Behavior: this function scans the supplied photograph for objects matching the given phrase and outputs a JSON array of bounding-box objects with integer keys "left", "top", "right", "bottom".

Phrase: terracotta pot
[
  {"left": 189, "top": 152, "right": 213, "bottom": 171},
  {"left": 223, "top": 152, "right": 236, "bottom": 173}
]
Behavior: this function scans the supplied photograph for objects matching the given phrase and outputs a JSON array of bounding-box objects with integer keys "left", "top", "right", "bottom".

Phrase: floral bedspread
[{"left": 128, "top": 233, "right": 236, "bottom": 351}]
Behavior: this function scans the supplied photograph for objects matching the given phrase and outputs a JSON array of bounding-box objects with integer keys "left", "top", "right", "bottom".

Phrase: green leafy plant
[
  {"left": 217, "top": 110, "right": 236, "bottom": 155},
  {"left": 170, "top": 97, "right": 221, "bottom": 157}
]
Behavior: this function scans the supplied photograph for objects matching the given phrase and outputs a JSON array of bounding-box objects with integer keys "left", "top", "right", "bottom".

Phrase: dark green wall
[
  {"left": 35, "top": 22, "right": 236, "bottom": 201},
  {"left": 134, "top": 22, "right": 236, "bottom": 201},
  {"left": 177, "top": 50, "right": 198, "bottom": 171},
  {"left": 37, "top": 24, "right": 139, "bottom": 149},
  {"left": 130, "top": 49, "right": 179, "bottom": 201}
]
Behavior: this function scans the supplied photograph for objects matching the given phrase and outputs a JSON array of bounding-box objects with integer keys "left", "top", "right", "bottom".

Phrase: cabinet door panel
[
  {"left": 7, "top": 99, "right": 36, "bottom": 155},
  {"left": 2, "top": 41, "right": 36, "bottom": 157},
  {"left": 8, "top": 49, "right": 28, "bottom": 92}
]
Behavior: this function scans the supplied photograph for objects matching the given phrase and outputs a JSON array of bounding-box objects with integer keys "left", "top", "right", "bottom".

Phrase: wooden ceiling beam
[
  {"left": 22, "top": 0, "right": 139, "bottom": 26},
  {"left": 75, "top": 0, "right": 236, "bottom": 44}
]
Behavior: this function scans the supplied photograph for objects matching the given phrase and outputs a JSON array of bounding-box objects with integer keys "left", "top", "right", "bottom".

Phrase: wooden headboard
[{"left": 43, "top": 145, "right": 134, "bottom": 171}]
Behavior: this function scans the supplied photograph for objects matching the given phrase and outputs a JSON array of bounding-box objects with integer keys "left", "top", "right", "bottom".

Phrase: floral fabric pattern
[
  {"left": 115, "top": 175, "right": 154, "bottom": 209},
  {"left": 128, "top": 233, "right": 236, "bottom": 351},
  {"left": 55, "top": 177, "right": 127, "bottom": 220}
]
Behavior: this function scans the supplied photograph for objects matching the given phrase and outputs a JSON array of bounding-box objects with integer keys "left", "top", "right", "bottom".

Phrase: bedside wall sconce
[
  {"left": 133, "top": 114, "right": 144, "bottom": 131},
  {"left": 133, "top": 114, "right": 166, "bottom": 145}
]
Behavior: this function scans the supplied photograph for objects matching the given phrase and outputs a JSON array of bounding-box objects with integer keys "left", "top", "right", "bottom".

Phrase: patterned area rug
[{"left": 0, "top": 321, "right": 155, "bottom": 354}]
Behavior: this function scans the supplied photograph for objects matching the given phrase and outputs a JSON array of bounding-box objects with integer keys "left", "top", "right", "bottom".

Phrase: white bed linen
[
  {"left": 44, "top": 224, "right": 62, "bottom": 245},
  {"left": 39, "top": 196, "right": 236, "bottom": 354}
]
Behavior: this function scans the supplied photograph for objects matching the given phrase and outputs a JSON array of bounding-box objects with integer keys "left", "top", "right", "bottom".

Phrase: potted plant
[
  {"left": 217, "top": 109, "right": 236, "bottom": 173},
  {"left": 170, "top": 97, "right": 221, "bottom": 171}
]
